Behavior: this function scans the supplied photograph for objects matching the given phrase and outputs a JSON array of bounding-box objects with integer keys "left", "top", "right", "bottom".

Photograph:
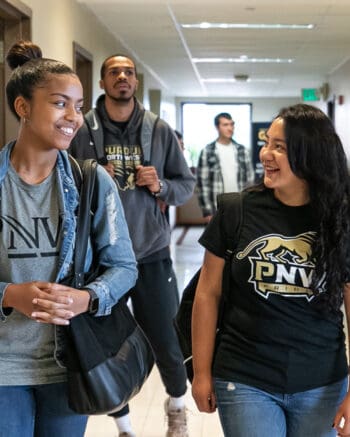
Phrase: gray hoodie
[{"left": 70, "top": 96, "right": 195, "bottom": 261}]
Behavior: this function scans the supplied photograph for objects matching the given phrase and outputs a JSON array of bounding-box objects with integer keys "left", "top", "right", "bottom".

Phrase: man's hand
[
  {"left": 136, "top": 165, "right": 160, "bottom": 193},
  {"left": 102, "top": 163, "right": 115, "bottom": 178}
]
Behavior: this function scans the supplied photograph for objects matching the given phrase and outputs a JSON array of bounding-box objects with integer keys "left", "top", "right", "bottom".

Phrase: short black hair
[
  {"left": 214, "top": 112, "right": 233, "bottom": 127},
  {"left": 100, "top": 54, "right": 138, "bottom": 79}
]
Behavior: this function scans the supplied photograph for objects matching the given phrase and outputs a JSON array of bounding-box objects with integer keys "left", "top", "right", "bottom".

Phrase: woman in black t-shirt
[{"left": 192, "top": 104, "right": 350, "bottom": 437}]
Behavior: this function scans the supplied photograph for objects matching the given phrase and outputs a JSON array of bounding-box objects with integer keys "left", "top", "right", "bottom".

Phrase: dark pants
[{"left": 110, "top": 257, "right": 187, "bottom": 418}]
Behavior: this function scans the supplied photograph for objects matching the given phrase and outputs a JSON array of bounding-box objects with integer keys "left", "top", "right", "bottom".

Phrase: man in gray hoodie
[{"left": 69, "top": 54, "right": 195, "bottom": 437}]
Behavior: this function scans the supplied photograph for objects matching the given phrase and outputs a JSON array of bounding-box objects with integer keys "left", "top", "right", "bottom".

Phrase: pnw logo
[
  {"left": 236, "top": 232, "right": 320, "bottom": 301},
  {"left": 1, "top": 215, "right": 61, "bottom": 259}
]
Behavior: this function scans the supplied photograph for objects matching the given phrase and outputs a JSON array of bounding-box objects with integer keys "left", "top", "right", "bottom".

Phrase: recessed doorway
[
  {"left": 0, "top": 0, "right": 31, "bottom": 145},
  {"left": 73, "top": 42, "right": 93, "bottom": 114}
]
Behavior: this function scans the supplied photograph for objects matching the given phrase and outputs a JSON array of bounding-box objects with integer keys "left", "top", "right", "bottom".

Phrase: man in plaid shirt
[{"left": 197, "top": 112, "right": 253, "bottom": 222}]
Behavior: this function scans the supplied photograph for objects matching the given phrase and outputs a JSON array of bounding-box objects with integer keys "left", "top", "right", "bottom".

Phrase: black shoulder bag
[
  {"left": 174, "top": 192, "right": 244, "bottom": 382},
  {"left": 62, "top": 157, "right": 154, "bottom": 415}
]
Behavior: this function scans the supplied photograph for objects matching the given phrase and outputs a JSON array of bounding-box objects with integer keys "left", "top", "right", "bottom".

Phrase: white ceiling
[{"left": 77, "top": 0, "right": 350, "bottom": 98}]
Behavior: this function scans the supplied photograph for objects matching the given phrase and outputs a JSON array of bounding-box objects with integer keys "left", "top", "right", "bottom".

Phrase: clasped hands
[{"left": 3, "top": 281, "right": 90, "bottom": 325}]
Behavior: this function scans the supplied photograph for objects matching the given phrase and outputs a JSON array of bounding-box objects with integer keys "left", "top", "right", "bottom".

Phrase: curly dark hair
[
  {"left": 5, "top": 40, "right": 76, "bottom": 120},
  {"left": 259, "top": 104, "right": 350, "bottom": 314}
]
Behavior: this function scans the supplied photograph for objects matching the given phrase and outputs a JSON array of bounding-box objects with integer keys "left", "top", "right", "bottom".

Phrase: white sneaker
[{"left": 164, "top": 397, "right": 189, "bottom": 437}]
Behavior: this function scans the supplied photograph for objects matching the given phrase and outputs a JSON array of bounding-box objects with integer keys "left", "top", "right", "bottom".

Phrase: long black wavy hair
[{"left": 261, "top": 104, "right": 350, "bottom": 314}]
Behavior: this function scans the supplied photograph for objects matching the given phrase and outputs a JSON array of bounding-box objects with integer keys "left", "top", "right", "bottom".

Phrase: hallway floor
[{"left": 84, "top": 226, "right": 224, "bottom": 437}]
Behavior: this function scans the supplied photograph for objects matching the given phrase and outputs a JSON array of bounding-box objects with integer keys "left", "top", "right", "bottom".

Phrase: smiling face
[
  {"left": 260, "top": 117, "right": 309, "bottom": 205},
  {"left": 17, "top": 73, "right": 84, "bottom": 151},
  {"left": 99, "top": 56, "right": 138, "bottom": 103}
]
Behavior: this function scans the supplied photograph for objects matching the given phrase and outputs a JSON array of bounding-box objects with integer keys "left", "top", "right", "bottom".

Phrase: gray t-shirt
[{"left": 0, "top": 165, "right": 66, "bottom": 385}]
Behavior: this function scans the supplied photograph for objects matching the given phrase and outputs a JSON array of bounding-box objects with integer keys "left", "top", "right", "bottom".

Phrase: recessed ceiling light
[
  {"left": 193, "top": 57, "right": 294, "bottom": 64},
  {"left": 201, "top": 78, "right": 279, "bottom": 83},
  {"left": 182, "top": 22, "right": 314, "bottom": 30}
]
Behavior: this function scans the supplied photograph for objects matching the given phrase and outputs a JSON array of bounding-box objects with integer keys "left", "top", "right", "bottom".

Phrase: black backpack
[{"left": 174, "top": 192, "right": 244, "bottom": 382}]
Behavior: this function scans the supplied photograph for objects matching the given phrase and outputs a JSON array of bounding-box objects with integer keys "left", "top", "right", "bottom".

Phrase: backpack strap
[
  {"left": 216, "top": 191, "right": 245, "bottom": 322},
  {"left": 84, "top": 108, "right": 158, "bottom": 166},
  {"left": 84, "top": 109, "right": 106, "bottom": 164},
  {"left": 217, "top": 191, "right": 244, "bottom": 256},
  {"left": 141, "top": 110, "right": 158, "bottom": 164}
]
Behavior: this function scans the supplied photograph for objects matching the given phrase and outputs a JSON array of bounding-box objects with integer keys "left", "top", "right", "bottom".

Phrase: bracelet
[{"left": 152, "top": 179, "right": 164, "bottom": 197}]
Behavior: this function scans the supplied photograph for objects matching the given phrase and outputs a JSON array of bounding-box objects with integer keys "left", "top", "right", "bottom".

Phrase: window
[{"left": 181, "top": 102, "right": 252, "bottom": 167}]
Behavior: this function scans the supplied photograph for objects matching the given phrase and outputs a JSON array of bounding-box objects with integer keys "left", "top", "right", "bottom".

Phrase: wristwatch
[
  {"left": 152, "top": 179, "right": 164, "bottom": 197},
  {"left": 85, "top": 288, "right": 99, "bottom": 315}
]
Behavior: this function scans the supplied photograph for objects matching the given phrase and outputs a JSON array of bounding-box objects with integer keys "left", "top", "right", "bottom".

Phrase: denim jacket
[{"left": 0, "top": 142, "right": 138, "bottom": 364}]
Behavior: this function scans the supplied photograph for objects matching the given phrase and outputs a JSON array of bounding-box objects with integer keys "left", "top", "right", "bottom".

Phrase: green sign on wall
[{"left": 301, "top": 88, "right": 320, "bottom": 101}]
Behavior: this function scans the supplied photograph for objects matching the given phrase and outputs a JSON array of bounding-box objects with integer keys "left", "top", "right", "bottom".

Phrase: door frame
[
  {"left": 73, "top": 41, "right": 93, "bottom": 113},
  {"left": 0, "top": 0, "right": 31, "bottom": 144}
]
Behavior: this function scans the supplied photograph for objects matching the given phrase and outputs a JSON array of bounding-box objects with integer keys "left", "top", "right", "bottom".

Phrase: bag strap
[
  {"left": 216, "top": 191, "right": 245, "bottom": 324},
  {"left": 84, "top": 109, "right": 107, "bottom": 164},
  {"left": 141, "top": 110, "right": 158, "bottom": 164},
  {"left": 68, "top": 155, "right": 98, "bottom": 288},
  {"left": 84, "top": 108, "right": 158, "bottom": 166},
  {"left": 68, "top": 154, "right": 83, "bottom": 192},
  {"left": 217, "top": 191, "right": 244, "bottom": 257}
]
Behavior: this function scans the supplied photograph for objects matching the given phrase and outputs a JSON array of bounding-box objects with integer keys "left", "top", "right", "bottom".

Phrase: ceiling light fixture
[
  {"left": 182, "top": 22, "right": 314, "bottom": 30},
  {"left": 201, "top": 78, "right": 279, "bottom": 83},
  {"left": 193, "top": 57, "right": 294, "bottom": 64}
]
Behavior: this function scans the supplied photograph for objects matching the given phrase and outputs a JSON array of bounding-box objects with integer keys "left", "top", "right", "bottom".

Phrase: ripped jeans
[{"left": 214, "top": 377, "right": 347, "bottom": 437}]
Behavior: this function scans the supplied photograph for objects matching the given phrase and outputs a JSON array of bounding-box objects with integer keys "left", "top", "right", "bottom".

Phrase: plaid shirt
[{"left": 196, "top": 140, "right": 253, "bottom": 217}]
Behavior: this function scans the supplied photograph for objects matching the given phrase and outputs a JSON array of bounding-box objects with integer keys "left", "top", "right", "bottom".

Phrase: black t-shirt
[{"left": 199, "top": 189, "right": 348, "bottom": 394}]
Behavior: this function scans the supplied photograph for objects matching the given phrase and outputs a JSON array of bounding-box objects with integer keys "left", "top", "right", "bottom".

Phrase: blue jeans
[
  {"left": 214, "top": 377, "right": 348, "bottom": 437},
  {"left": 0, "top": 382, "right": 88, "bottom": 437}
]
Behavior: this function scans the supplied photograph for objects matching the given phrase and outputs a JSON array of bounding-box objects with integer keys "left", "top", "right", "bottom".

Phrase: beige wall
[
  {"left": 21, "top": 0, "right": 158, "bottom": 106},
  {"left": 16, "top": 0, "right": 350, "bottom": 163},
  {"left": 327, "top": 59, "right": 350, "bottom": 160}
]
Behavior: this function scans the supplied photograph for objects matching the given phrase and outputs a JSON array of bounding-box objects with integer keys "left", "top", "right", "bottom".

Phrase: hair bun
[{"left": 6, "top": 40, "right": 42, "bottom": 70}]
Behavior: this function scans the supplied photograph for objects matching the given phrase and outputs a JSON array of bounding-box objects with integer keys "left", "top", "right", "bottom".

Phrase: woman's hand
[
  {"left": 3, "top": 281, "right": 90, "bottom": 325},
  {"left": 333, "top": 391, "right": 350, "bottom": 436},
  {"left": 192, "top": 374, "right": 216, "bottom": 413}
]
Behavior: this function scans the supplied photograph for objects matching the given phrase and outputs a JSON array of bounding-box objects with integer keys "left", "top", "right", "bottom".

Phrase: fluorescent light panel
[
  {"left": 182, "top": 22, "right": 314, "bottom": 30},
  {"left": 193, "top": 57, "right": 294, "bottom": 64},
  {"left": 202, "top": 78, "right": 279, "bottom": 83}
]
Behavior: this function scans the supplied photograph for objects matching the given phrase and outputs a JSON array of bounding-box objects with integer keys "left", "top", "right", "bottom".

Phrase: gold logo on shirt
[
  {"left": 105, "top": 144, "right": 142, "bottom": 191},
  {"left": 236, "top": 232, "right": 321, "bottom": 300}
]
